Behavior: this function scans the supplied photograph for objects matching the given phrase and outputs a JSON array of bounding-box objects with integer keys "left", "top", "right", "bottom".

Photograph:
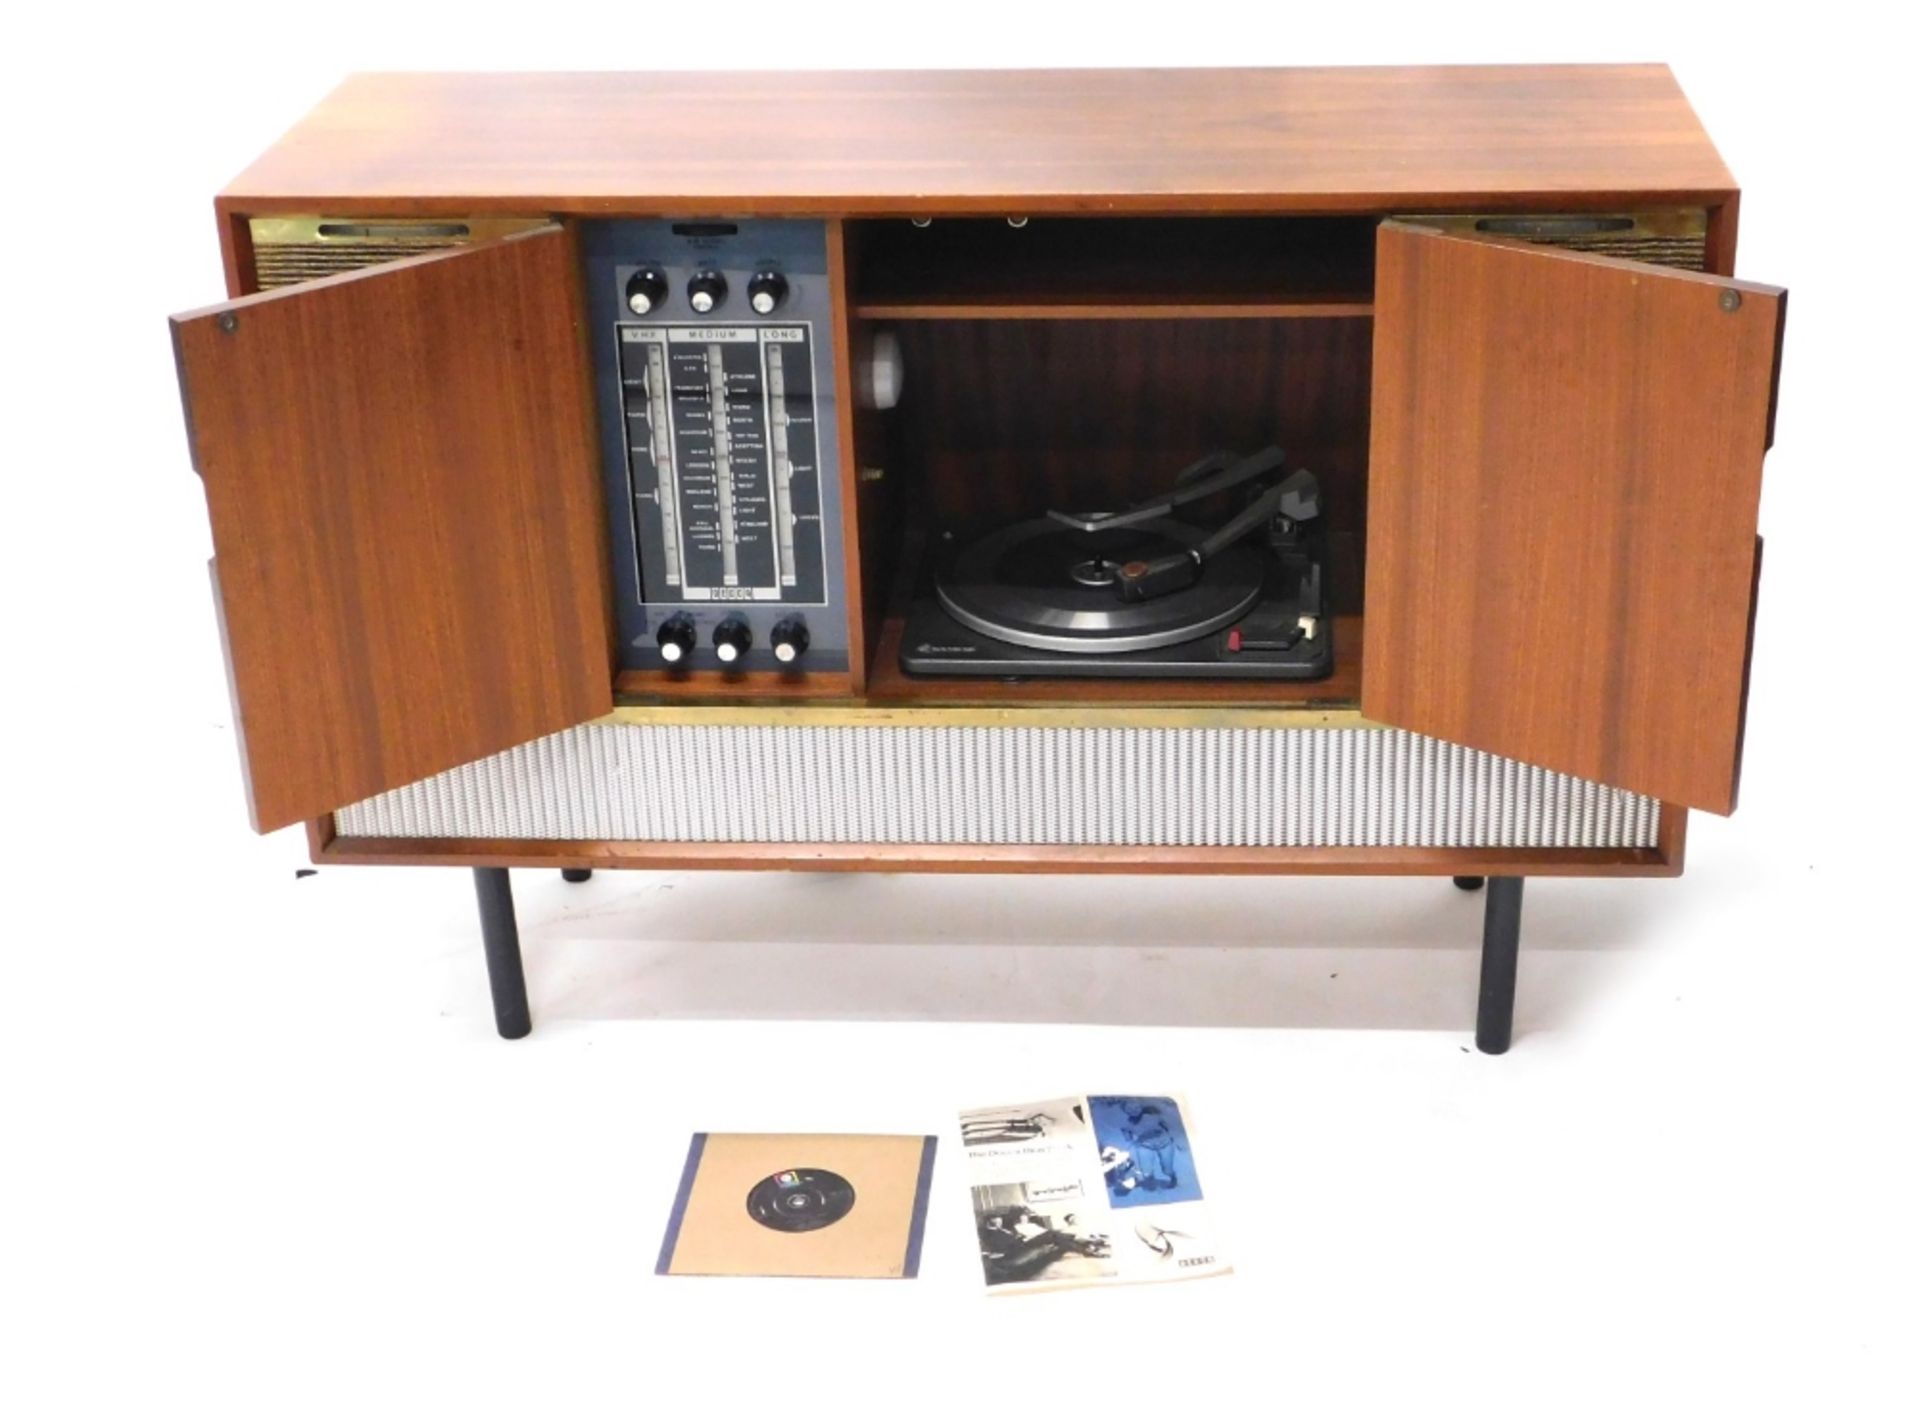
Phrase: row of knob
[
  {"left": 627, "top": 268, "right": 788, "bottom": 317},
  {"left": 657, "top": 616, "right": 809, "bottom": 666}
]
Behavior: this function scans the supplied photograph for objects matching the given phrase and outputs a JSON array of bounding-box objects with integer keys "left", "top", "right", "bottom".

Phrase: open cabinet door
[
  {"left": 1363, "top": 221, "right": 1785, "bottom": 815},
  {"left": 172, "top": 226, "right": 613, "bottom": 833}
]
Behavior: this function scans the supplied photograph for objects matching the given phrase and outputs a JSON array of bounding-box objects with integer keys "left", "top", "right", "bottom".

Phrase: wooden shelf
[
  {"left": 853, "top": 294, "right": 1372, "bottom": 321},
  {"left": 850, "top": 214, "right": 1375, "bottom": 324}
]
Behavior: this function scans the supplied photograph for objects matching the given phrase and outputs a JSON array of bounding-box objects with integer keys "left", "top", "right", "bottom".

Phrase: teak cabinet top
[{"left": 220, "top": 65, "right": 1737, "bottom": 215}]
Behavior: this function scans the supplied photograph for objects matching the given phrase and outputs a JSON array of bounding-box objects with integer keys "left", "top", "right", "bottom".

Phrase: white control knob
[
  {"left": 771, "top": 618, "right": 808, "bottom": 664},
  {"left": 748, "top": 271, "right": 788, "bottom": 316},
  {"left": 687, "top": 270, "right": 727, "bottom": 315},
  {"left": 655, "top": 616, "right": 696, "bottom": 664},
  {"left": 712, "top": 619, "right": 750, "bottom": 663},
  {"left": 625, "top": 268, "right": 668, "bottom": 316}
]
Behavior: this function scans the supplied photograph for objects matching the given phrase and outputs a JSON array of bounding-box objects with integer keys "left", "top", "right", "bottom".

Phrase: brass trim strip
[
  {"left": 1393, "top": 208, "right": 1708, "bottom": 238},
  {"left": 247, "top": 215, "right": 555, "bottom": 245},
  {"left": 594, "top": 704, "right": 1380, "bottom": 730}
]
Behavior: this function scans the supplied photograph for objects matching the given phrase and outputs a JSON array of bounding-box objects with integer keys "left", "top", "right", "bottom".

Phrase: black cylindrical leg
[
  {"left": 1475, "top": 876, "right": 1524, "bottom": 1055},
  {"left": 1453, "top": 875, "right": 1486, "bottom": 892},
  {"left": 561, "top": 868, "right": 593, "bottom": 884},
  {"left": 473, "top": 867, "right": 531, "bottom": 1040}
]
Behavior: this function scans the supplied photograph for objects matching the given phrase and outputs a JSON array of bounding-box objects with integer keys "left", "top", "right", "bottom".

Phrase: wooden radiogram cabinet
[{"left": 170, "top": 67, "right": 1787, "bottom": 1050}]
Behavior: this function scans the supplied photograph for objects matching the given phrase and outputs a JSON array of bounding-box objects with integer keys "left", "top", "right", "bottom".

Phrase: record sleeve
[{"left": 657, "top": 1132, "right": 938, "bottom": 1279}]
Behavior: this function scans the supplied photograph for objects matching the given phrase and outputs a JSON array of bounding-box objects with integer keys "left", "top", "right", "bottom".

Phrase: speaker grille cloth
[
  {"left": 246, "top": 218, "right": 556, "bottom": 289},
  {"left": 1505, "top": 232, "right": 1705, "bottom": 269},
  {"left": 1395, "top": 212, "right": 1709, "bottom": 270},
  {"left": 334, "top": 724, "right": 1660, "bottom": 848},
  {"left": 252, "top": 239, "right": 470, "bottom": 289}
]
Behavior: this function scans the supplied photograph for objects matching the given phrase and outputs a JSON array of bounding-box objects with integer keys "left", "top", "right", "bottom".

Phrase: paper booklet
[{"left": 959, "top": 1094, "right": 1229, "bottom": 1294}]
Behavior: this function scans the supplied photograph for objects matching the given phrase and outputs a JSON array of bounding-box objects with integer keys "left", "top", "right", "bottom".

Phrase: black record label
[{"left": 745, "top": 1167, "right": 857, "bottom": 1233}]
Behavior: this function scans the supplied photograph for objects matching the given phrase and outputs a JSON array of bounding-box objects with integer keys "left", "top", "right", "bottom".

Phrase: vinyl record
[
  {"left": 935, "top": 518, "right": 1264, "bottom": 654},
  {"left": 745, "top": 1167, "right": 857, "bottom": 1234}
]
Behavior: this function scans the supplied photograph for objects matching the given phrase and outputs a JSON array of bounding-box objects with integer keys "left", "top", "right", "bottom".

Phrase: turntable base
[
  {"left": 900, "top": 516, "right": 1333, "bottom": 680},
  {"left": 900, "top": 592, "right": 1333, "bottom": 679}
]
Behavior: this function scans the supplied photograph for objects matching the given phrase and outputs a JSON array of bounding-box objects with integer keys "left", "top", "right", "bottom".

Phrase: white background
[{"left": 5, "top": 3, "right": 1917, "bottom": 1399}]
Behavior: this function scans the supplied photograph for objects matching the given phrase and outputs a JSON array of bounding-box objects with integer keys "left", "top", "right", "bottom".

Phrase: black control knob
[
  {"left": 687, "top": 270, "right": 728, "bottom": 315},
  {"left": 656, "top": 615, "right": 697, "bottom": 664},
  {"left": 770, "top": 617, "right": 809, "bottom": 665},
  {"left": 748, "top": 270, "right": 789, "bottom": 316},
  {"left": 712, "top": 619, "right": 751, "bottom": 664},
  {"left": 625, "top": 267, "right": 669, "bottom": 316}
]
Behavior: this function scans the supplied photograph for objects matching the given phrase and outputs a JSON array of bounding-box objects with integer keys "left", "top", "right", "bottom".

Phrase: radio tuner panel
[{"left": 582, "top": 220, "right": 849, "bottom": 676}]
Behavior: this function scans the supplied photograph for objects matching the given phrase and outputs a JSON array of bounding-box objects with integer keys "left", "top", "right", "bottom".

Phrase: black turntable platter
[
  {"left": 901, "top": 448, "right": 1334, "bottom": 681},
  {"left": 937, "top": 518, "right": 1266, "bottom": 654}
]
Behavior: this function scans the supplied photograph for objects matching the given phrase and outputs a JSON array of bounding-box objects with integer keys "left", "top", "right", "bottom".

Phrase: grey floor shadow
[{"left": 506, "top": 869, "right": 1677, "bottom": 1037}]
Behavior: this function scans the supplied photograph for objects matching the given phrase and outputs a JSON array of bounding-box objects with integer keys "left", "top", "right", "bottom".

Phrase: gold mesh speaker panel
[
  {"left": 246, "top": 216, "right": 556, "bottom": 288},
  {"left": 1394, "top": 209, "right": 1710, "bottom": 270}
]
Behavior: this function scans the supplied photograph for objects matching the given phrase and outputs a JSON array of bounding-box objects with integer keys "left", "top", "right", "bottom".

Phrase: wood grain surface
[
  {"left": 219, "top": 67, "right": 1735, "bottom": 215},
  {"left": 1362, "top": 223, "right": 1783, "bottom": 814},
  {"left": 173, "top": 227, "right": 614, "bottom": 831},
  {"left": 825, "top": 220, "right": 871, "bottom": 689},
  {"left": 613, "top": 670, "right": 855, "bottom": 702}
]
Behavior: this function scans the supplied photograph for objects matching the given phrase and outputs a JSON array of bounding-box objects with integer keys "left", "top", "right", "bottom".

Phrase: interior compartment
[
  {"left": 853, "top": 215, "right": 1375, "bottom": 316},
  {"left": 847, "top": 215, "right": 1377, "bottom": 706}
]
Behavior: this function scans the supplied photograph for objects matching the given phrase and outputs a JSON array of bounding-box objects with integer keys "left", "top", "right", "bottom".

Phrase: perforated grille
[
  {"left": 334, "top": 723, "right": 1660, "bottom": 848},
  {"left": 1396, "top": 210, "right": 1710, "bottom": 270},
  {"left": 252, "top": 239, "right": 469, "bottom": 288},
  {"left": 246, "top": 217, "right": 555, "bottom": 288}
]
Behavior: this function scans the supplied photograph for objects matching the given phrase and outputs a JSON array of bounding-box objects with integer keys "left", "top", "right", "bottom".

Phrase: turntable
[{"left": 899, "top": 447, "right": 1332, "bottom": 679}]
